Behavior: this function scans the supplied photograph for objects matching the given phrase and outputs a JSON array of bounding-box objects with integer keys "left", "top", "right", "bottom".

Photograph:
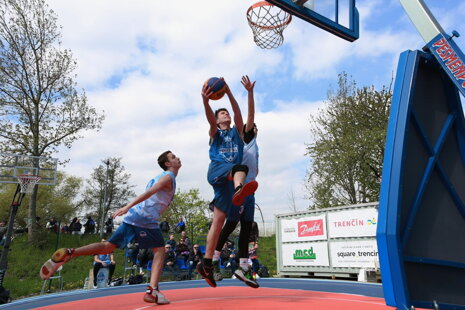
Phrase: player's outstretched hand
[
  {"left": 221, "top": 77, "right": 232, "bottom": 95},
  {"left": 202, "top": 84, "right": 213, "bottom": 100},
  {"left": 241, "top": 75, "right": 255, "bottom": 91},
  {"left": 113, "top": 205, "right": 131, "bottom": 218}
]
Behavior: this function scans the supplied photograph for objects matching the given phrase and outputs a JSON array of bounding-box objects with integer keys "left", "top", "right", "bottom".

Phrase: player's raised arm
[
  {"left": 241, "top": 75, "right": 256, "bottom": 133},
  {"left": 225, "top": 81, "right": 244, "bottom": 137},
  {"left": 113, "top": 174, "right": 173, "bottom": 218},
  {"left": 202, "top": 83, "right": 218, "bottom": 140}
]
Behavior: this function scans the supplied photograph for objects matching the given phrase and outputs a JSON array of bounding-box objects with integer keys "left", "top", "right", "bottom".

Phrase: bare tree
[
  {"left": 82, "top": 157, "right": 136, "bottom": 234},
  {"left": 287, "top": 187, "right": 298, "bottom": 212},
  {"left": 0, "top": 0, "right": 104, "bottom": 241}
]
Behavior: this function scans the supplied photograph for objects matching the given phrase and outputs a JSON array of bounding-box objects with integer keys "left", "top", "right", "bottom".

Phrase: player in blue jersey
[
  {"left": 39, "top": 151, "right": 181, "bottom": 304},
  {"left": 197, "top": 76, "right": 258, "bottom": 287},
  {"left": 212, "top": 75, "right": 260, "bottom": 288}
]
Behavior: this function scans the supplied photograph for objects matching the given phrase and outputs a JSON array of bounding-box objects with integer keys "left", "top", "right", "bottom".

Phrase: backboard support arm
[{"left": 399, "top": 0, "right": 444, "bottom": 44}]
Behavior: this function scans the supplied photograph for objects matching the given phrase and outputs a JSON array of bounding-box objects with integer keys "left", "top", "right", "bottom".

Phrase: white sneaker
[
  {"left": 143, "top": 286, "right": 170, "bottom": 304},
  {"left": 155, "top": 290, "right": 170, "bottom": 305},
  {"left": 40, "top": 248, "right": 73, "bottom": 280},
  {"left": 234, "top": 267, "right": 259, "bottom": 288}
]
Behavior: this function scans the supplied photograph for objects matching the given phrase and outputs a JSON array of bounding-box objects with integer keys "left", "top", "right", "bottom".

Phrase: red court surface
[{"left": 35, "top": 287, "right": 395, "bottom": 310}]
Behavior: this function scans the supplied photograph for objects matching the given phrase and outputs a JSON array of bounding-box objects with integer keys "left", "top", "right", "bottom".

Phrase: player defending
[
  {"left": 213, "top": 75, "right": 260, "bottom": 288},
  {"left": 39, "top": 151, "right": 181, "bottom": 304},
  {"left": 197, "top": 77, "right": 258, "bottom": 287}
]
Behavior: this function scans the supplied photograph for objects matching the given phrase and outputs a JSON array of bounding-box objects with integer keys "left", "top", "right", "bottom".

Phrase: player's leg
[
  {"left": 133, "top": 226, "right": 168, "bottom": 304},
  {"left": 213, "top": 199, "right": 241, "bottom": 280},
  {"left": 197, "top": 206, "right": 226, "bottom": 287},
  {"left": 234, "top": 195, "right": 259, "bottom": 288},
  {"left": 231, "top": 165, "right": 258, "bottom": 206},
  {"left": 201, "top": 165, "right": 234, "bottom": 286},
  {"left": 213, "top": 219, "right": 238, "bottom": 281},
  {"left": 40, "top": 222, "right": 133, "bottom": 280},
  {"left": 73, "top": 241, "right": 117, "bottom": 256},
  {"left": 40, "top": 241, "right": 116, "bottom": 280},
  {"left": 144, "top": 247, "right": 169, "bottom": 304}
]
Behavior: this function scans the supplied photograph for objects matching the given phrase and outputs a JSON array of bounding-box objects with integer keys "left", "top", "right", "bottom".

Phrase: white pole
[{"left": 399, "top": 0, "right": 445, "bottom": 43}]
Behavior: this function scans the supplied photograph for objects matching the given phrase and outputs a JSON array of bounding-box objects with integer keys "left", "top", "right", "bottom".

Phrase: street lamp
[{"left": 100, "top": 160, "right": 110, "bottom": 238}]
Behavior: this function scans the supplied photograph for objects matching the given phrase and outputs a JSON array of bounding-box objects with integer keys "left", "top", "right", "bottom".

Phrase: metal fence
[{"left": 258, "top": 222, "right": 275, "bottom": 237}]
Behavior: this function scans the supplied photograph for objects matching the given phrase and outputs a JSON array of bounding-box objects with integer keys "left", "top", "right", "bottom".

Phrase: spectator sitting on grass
[{"left": 93, "top": 238, "right": 116, "bottom": 287}]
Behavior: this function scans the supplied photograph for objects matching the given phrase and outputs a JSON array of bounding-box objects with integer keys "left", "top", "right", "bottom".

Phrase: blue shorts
[
  {"left": 208, "top": 161, "right": 235, "bottom": 214},
  {"left": 108, "top": 222, "right": 165, "bottom": 249},
  {"left": 227, "top": 194, "right": 255, "bottom": 222},
  {"left": 207, "top": 161, "right": 234, "bottom": 185}
]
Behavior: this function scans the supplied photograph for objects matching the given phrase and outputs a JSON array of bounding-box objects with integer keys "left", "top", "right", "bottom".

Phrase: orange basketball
[{"left": 204, "top": 77, "right": 227, "bottom": 100}]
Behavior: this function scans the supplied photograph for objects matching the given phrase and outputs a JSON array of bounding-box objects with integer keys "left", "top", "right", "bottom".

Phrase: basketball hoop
[
  {"left": 17, "top": 174, "right": 42, "bottom": 194},
  {"left": 247, "top": 1, "right": 292, "bottom": 49}
]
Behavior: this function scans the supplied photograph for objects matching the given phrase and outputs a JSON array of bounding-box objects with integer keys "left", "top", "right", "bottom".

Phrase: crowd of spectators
[
  {"left": 42, "top": 216, "right": 115, "bottom": 236},
  {"left": 25, "top": 217, "right": 266, "bottom": 286}
]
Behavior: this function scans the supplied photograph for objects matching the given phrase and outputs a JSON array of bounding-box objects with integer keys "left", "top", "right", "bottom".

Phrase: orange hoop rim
[{"left": 246, "top": 1, "right": 292, "bottom": 31}]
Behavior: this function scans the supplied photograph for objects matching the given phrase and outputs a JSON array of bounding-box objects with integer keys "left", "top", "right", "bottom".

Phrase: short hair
[
  {"left": 214, "top": 108, "right": 229, "bottom": 119},
  {"left": 157, "top": 150, "right": 172, "bottom": 170}
]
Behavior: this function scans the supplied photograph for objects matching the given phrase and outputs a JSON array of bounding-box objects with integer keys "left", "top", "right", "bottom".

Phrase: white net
[
  {"left": 247, "top": 1, "right": 292, "bottom": 49},
  {"left": 17, "top": 175, "right": 42, "bottom": 194}
]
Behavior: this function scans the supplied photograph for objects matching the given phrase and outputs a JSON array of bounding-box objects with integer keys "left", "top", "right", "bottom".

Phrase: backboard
[
  {"left": 265, "top": 0, "right": 359, "bottom": 41},
  {"left": 0, "top": 153, "right": 58, "bottom": 185}
]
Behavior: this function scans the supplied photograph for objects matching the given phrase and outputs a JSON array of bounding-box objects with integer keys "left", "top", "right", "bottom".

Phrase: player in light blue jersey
[
  {"left": 213, "top": 76, "right": 260, "bottom": 288},
  {"left": 197, "top": 76, "right": 258, "bottom": 288},
  {"left": 40, "top": 151, "right": 181, "bottom": 305}
]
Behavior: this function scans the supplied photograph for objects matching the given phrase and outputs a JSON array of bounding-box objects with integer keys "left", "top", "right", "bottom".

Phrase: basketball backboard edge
[{"left": 266, "top": 0, "right": 359, "bottom": 42}]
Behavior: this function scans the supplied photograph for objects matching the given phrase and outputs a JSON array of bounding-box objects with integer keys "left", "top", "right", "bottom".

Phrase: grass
[{"left": 2, "top": 231, "right": 276, "bottom": 301}]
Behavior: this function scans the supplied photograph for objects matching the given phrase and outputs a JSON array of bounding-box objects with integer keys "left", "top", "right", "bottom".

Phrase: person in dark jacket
[
  {"left": 188, "top": 244, "right": 203, "bottom": 279},
  {"left": 69, "top": 217, "right": 82, "bottom": 235}
]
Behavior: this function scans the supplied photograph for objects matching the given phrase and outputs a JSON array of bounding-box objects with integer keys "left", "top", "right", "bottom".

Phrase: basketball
[{"left": 204, "top": 77, "right": 227, "bottom": 100}]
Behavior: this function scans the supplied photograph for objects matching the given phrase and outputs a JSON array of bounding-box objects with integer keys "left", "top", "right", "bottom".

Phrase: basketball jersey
[
  {"left": 209, "top": 127, "right": 243, "bottom": 165},
  {"left": 243, "top": 136, "right": 259, "bottom": 183},
  {"left": 123, "top": 171, "right": 176, "bottom": 229}
]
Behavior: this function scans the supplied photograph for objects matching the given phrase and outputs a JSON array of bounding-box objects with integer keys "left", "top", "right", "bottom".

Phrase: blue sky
[{"left": 48, "top": 0, "right": 465, "bottom": 222}]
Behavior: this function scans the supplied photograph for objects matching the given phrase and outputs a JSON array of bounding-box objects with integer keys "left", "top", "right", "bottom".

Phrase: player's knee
[{"left": 232, "top": 164, "right": 248, "bottom": 177}]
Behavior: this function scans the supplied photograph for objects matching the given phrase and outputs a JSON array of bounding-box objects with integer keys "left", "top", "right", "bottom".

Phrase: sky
[{"left": 45, "top": 0, "right": 465, "bottom": 222}]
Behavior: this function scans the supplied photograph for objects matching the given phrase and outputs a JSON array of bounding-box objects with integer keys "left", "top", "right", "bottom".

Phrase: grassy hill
[{"left": 2, "top": 231, "right": 276, "bottom": 301}]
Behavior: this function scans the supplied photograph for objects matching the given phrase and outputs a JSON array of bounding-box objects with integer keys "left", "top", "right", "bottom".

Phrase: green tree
[
  {"left": 0, "top": 0, "right": 104, "bottom": 241},
  {"left": 81, "top": 157, "right": 136, "bottom": 234},
  {"left": 160, "top": 188, "right": 210, "bottom": 242},
  {"left": 306, "top": 72, "right": 392, "bottom": 208},
  {"left": 0, "top": 171, "right": 83, "bottom": 228}
]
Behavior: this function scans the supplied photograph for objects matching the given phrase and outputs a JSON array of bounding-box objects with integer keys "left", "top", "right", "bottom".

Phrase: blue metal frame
[
  {"left": 266, "top": 0, "right": 359, "bottom": 42},
  {"left": 377, "top": 49, "right": 416, "bottom": 309},
  {"left": 377, "top": 49, "right": 465, "bottom": 310}
]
